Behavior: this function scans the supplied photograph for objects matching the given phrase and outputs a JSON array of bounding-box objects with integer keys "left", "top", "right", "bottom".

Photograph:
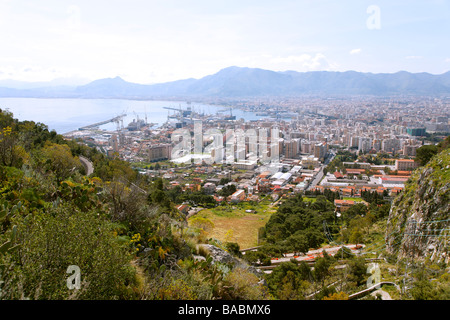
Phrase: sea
[{"left": 0, "top": 98, "right": 265, "bottom": 134}]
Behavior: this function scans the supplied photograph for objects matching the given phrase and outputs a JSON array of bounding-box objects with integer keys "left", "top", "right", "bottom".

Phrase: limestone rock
[{"left": 385, "top": 148, "right": 450, "bottom": 264}]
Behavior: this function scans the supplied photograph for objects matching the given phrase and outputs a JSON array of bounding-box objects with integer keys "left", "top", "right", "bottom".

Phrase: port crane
[
  {"left": 163, "top": 106, "right": 193, "bottom": 123},
  {"left": 216, "top": 106, "right": 235, "bottom": 120},
  {"left": 163, "top": 106, "right": 191, "bottom": 115}
]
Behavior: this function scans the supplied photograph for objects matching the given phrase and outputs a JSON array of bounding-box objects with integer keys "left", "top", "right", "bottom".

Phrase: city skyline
[{"left": 0, "top": 0, "right": 449, "bottom": 85}]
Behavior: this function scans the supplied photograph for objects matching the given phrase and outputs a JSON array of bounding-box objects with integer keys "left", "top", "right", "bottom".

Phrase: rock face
[
  {"left": 385, "top": 149, "right": 450, "bottom": 264},
  {"left": 197, "top": 244, "right": 263, "bottom": 276},
  {"left": 198, "top": 244, "right": 237, "bottom": 265}
]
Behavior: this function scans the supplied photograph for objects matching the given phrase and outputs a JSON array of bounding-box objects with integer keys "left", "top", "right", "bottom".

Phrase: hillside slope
[{"left": 385, "top": 148, "right": 450, "bottom": 264}]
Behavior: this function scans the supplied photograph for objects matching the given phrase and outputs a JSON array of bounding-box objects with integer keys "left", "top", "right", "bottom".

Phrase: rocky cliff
[{"left": 385, "top": 148, "right": 450, "bottom": 264}]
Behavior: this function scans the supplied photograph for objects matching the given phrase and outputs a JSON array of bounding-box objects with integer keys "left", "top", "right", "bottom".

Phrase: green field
[{"left": 188, "top": 198, "right": 277, "bottom": 249}]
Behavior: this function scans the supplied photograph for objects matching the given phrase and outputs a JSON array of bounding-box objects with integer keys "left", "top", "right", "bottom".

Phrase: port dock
[{"left": 78, "top": 114, "right": 126, "bottom": 130}]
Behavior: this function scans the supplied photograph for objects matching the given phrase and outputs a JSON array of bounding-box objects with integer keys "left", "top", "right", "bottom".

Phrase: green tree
[
  {"left": 415, "top": 144, "right": 438, "bottom": 166},
  {"left": 347, "top": 257, "right": 367, "bottom": 287},
  {"left": 287, "top": 233, "right": 309, "bottom": 255},
  {"left": 349, "top": 228, "right": 364, "bottom": 246},
  {"left": 314, "top": 256, "right": 332, "bottom": 285},
  {"left": 0, "top": 126, "right": 27, "bottom": 168},
  {"left": 1, "top": 204, "right": 137, "bottom": 299},
  {"left": 189, "top": 216, "right": 215, "bottom": 231},
  {"left": 265, "top": 261, "right": 311, "bottom": 298},
  {"left": 219, "top": 184, "right": 236, "bottom": 197},
  {"left": 42, "top": 142, "right": 83, "bottom": 183}
]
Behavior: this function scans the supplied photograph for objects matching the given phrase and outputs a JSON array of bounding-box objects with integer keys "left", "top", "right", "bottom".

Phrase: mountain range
[{"left": 1, "top": 66, "right": 450, "bottom": 99}]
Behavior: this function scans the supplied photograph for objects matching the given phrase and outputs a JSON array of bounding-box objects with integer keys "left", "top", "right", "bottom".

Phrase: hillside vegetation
[
  {"left": 0, "top": 109, "right": 448, "bottom": 300},
  {"left": 0, "top": 109, "right": 270, "bottom": 300}
]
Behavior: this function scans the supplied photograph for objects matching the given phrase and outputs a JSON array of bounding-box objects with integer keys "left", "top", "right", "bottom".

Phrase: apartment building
[
  {"left": 230, "top": 189, "right": 246, "bottom": 203},
  {"left": 148, "top": 144, "right": 172, "bottom": 162},
  {"left": 395, "top": 159, "right": 419, "bottom": 171}
]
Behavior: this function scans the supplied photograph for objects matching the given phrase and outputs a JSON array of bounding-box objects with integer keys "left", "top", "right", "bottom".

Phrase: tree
[
  {"left": 219, "top": 184, "right": 236, "bottom": 197},
  {"left": 410, "top": 279, "right": 435, "bottom": 300},
  {"left": 153, "top": 177, "right": 164, "bottom": 191},
  {"left": 278, "top": 270, "right": 307, "bottom": 300},
  {"left": 342, "top": 203, "right": 368, "bottom": 223},
  {"left": 349, "top": 228, "right": 364, "bottom": 247},
  {"left": 219, "top": 178, "right": 230, "bottom": 185},
  {"left": 0, "top": 126, "right": 27, "bottom": 168},
  {"left": 347, "top": 257, "right": 367, "bottom": 286},
  {"left": 314, "top": 256, "right": 332, "bottom": 285},
  {"left": 287, "top": 233, "right": 309, "bottom": 255},
  {"left": 42, "top": 142, "right": 83, "bottom": 182},
  {"left": 415, "top": 144, "right": 438, "bottom": 166},
  {"left": 305, "top": 228, "right": 326, "bottom": 249},
  {"left": 265, "top": 261, "right": 311, "bottom": 298},
  {"left": 189, "top": 216, "right": 214, "bottom": 232},
  {"left": 437, "top": 135, "right": 450, "bottom": 152},
  {"left": 1, "top": 204, "right": 138, "bottom": 299}
]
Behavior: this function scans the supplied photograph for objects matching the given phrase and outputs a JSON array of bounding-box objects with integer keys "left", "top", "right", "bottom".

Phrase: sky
[{"left": 0, "top": 0, "right": 449, "bottom": 84}]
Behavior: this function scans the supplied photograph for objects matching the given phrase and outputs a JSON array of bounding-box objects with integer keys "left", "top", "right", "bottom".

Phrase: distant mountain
[
  {"left": 0, "top": 67, "right": 449, "bottom": 99},
  {"left": 73, "top": 76, "right": 151, "bottom": 98}
]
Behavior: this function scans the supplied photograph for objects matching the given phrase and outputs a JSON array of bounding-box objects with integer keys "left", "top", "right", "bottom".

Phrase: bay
[{"left": 0, "top": 98, "right": 265, "bottom": 134}]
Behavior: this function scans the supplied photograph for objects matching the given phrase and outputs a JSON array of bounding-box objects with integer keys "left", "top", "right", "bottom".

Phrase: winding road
[{"left": 79, "top": 156, "right": 94, "bottom": 176}]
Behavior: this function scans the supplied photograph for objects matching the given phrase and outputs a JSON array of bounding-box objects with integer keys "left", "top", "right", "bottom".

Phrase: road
[
  {"left": 349, "top": 282, "right": 399, "bottom": 300},
  {"left": 307, "top": 168, "right": 324, "bottom": 191},
  {"left": 306, "top": 151, "right": 336, "bottom": 191},
  {"left": 79, "top": 156, "right": 94, "bottom": 176}
]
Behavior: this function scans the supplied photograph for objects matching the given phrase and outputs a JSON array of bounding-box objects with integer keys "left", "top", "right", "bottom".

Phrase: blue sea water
[{"left": 0, "top": 98, "right": 263, "bottom": 134}]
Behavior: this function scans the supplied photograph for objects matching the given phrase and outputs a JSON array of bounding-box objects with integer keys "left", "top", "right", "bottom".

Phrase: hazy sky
[{"left": 0, "top": 0, "right": 449, "bottom": 84}]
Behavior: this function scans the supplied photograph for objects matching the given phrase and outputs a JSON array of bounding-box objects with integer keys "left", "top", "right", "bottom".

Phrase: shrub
[{"left": 1, "top": 204, "right": 137, "bottom": 300}]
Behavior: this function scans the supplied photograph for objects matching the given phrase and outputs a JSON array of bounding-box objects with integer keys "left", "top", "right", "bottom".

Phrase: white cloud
[{"left": 350, "top": 48, "right": 362, "bottom": 55}]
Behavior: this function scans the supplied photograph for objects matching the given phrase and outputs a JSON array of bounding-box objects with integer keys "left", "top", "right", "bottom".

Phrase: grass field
[
  {"left": 343, "top": 197, "right": 367, "bottom": 202},
  {"left": 188, "top": 198, "right": 277, "bottom": 249},
  {"left": 303, "top": 197, "right": 317, "bottom": 203}
]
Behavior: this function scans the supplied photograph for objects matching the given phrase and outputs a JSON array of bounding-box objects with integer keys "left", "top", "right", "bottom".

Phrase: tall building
[
  {"left": 358, "top": 137, "right": 372, "bottom": 153},
  {"left": 373, "top": 139, "right": 382, "bottom": 152},
  {"left": 407, "top": 127, "right": 426, "bottom": 137},
  {"left": 148, "top": 144, "right": 172, "bottom": 162},
  {"left": 395, "top": 159, "right": 419, "bottom": 171},
  {"left": 284, "top": 139, "right": 300, "bottom": 158},
  {"left": 403, "top": 144, "right": 420, "bottom": 157},
  {"left": 314, "top": 142, "right": 327, "bottom": 161},
  {"left": 109, "top": 134, "right": 119, "bottom": 153},
  {"left": 382, "top": 138, "right": 401, "bottom": 154},
  {"left": 301, "top": 140, "right": 312, "bottom": 154}
]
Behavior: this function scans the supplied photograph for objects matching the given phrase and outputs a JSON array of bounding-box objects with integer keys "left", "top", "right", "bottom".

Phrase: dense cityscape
[{"left": 64, "top": 95, "right": 449, "bottom": 214}]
